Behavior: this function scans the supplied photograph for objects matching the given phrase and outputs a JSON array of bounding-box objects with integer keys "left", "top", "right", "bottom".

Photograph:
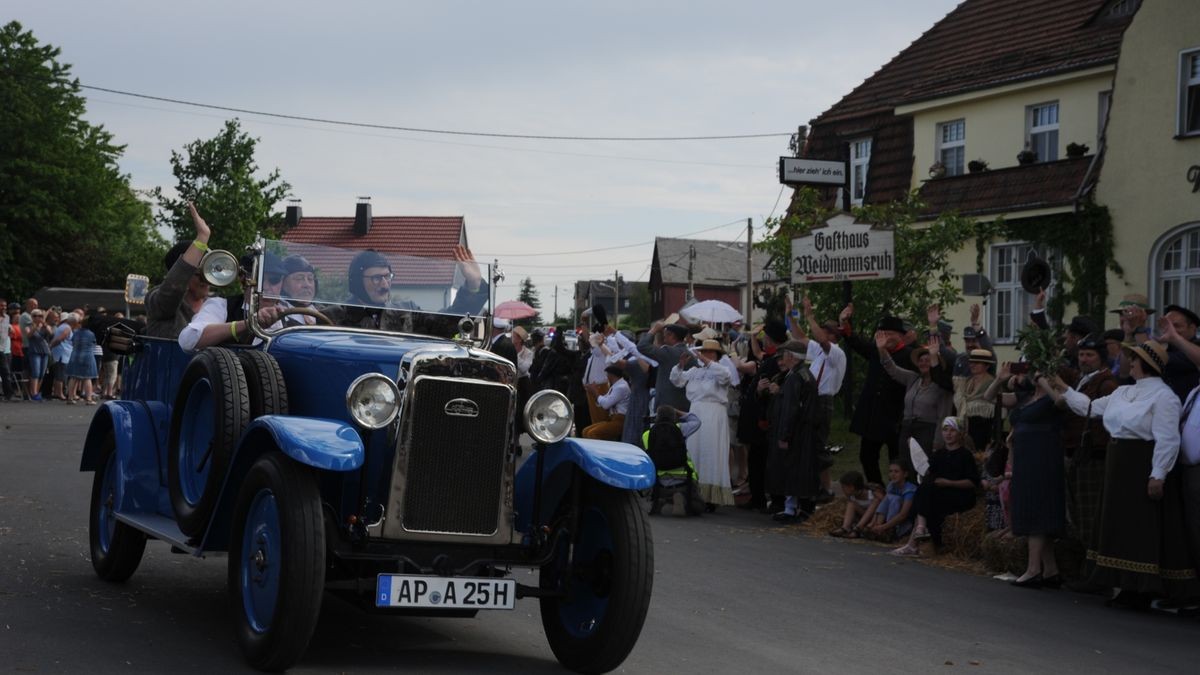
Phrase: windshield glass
[{"left": 253, "top": 239, "right": 491, "bottom": 340}]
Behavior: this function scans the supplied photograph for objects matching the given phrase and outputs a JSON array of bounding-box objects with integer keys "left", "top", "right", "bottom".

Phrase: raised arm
[{"left": 877, "top": 333, "right": 918, "bottom": 386}]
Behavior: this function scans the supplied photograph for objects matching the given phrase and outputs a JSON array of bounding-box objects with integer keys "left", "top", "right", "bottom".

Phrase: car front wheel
[
  {"left": 539, "top": 481, "right": 653, "bottom": 674},
  {"left": 228, "top": 451, "right": 325, "bottom": 672}
]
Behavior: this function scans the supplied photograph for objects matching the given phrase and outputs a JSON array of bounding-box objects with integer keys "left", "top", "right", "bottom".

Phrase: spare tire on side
[
  {"left": 169, "top": 347, "right": 250, "bottom": 537},
  {"left": 238, "top": 350, "right": 288, "bottom": 418}
]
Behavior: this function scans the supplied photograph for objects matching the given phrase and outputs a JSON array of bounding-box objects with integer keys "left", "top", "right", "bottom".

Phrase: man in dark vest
[
  {"left": 1056, "top": 333, "right": 1118, "bottom": 592},
  {"left": 840, "top": 304, "right": 914, "bottom": 485}
]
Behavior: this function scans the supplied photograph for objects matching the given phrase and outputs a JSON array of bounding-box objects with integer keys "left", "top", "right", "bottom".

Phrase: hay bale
[
  {"left": 980, "top": 533, "right": 1026, "bottom": 575},
  {"left": 802, "top": 499, "right": 846, "bottom": 533}
]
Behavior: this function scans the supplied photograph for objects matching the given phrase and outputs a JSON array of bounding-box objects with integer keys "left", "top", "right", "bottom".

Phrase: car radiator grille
[{"left": 400, "top": 377, "right": 511, "bottom": 535}]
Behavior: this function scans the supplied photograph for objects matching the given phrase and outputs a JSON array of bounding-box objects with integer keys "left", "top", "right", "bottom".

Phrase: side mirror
[{"left": 200, "top": 250, "right": 239, "bottom": 287}]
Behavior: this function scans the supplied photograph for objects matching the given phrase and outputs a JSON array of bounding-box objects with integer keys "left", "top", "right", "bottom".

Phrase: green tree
[
  {"left": 621, "top": 283, "right": 650, "bottom": 329},
  {"left": 153, "top": 119, "right": 291, "bottom": 254},
  {"left": 0, "top": 21, "right": 166, "bottom": 295},
  {"left": 516, "top": 276, "right": 543, "bottom": 327}
]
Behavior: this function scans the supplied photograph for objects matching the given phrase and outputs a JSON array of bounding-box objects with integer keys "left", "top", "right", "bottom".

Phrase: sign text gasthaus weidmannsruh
[{"left": 791, "top": 215, "right": 895, "bottom": 283}]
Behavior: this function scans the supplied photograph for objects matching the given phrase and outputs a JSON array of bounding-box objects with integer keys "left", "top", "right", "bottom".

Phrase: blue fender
[
  {"left": 79, "top": 400, "right": 171, "bottom": 515},
  {"left": 514, "top": 437, "right": 654, "bottom": 533},
  {"left": 197, "top": 415, "right": 365, "bottom": 551},
  {"left": 237, "top": 415, "right": 365, "bottom": 471}
]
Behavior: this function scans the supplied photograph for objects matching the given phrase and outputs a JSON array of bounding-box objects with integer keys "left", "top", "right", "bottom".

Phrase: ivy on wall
[{"left": 974, "top": 202, "right": 1121, "bottom": 325}]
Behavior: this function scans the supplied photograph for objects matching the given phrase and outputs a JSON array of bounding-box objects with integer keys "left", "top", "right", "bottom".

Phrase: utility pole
[
  {"left": 686, "top": 244, "right": 696, "bottom": 302},
  {"left": 745, "top": 218, "right": 753, "bottom": 323},
  {"left": 553, "top": 284, "right": 558, "bottom": 322},
  {"left": 614, "top": 270, "right": 620, "bottom": 328}
]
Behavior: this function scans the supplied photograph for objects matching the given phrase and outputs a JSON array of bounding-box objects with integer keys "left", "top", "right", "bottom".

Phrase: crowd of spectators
[{"left": 1, "top": 297, "right": 136, "bottom": 404}]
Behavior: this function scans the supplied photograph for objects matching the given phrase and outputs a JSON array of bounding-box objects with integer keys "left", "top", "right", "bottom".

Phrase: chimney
[
  {"left": 354, "top": 196, "right": 372, "bottom": 236},
  {"left": 284, "top": 200, "right": 302, "bottom": 230}
]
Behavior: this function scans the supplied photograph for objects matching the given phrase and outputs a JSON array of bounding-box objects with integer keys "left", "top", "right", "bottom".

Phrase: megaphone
[{"left": 200, "top": 250, "right": 239, "bottom": 287}]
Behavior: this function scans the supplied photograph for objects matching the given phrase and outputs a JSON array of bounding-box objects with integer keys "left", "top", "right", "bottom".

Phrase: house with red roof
[
  {"left": 280, "top": 200, "right": 477, "bottom": 310},
  {"left": 789, "top": 0, "right": 1146, "bottom": 343}
]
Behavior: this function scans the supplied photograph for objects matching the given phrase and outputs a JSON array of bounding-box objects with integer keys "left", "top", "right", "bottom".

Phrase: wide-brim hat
[
  {"left": 1123, "top": 340, "right": 1168, "bottom": 375},
  {"left": 699, "top": 339, "right": 724, "bottom": 354},
  {"left": 693, "top": 326, "right": 720, "bottom": 342},
  {"left": 664, "top": 312, "right": 681, "bottom": 325},
  {"left": 511, "top": 325, "right": 529, "bottom": 342},
  {"left": 968, "top": 348, "right": 995, "bottom": 363},
  {"left": 1110, "top": 293, "right": 1155, "bottom": 315},
  {"left": 1164, "top": 304, "right": 1200, "bottom": 328},
  {"left": 1020, "top": 255, "right": 1052, "bottom": 293},
  {"left": 962, "top": 326, "right": 981, "bottom": 339},
  {"left": 876, "top": 316, "right": 905, "bottom": 333}
]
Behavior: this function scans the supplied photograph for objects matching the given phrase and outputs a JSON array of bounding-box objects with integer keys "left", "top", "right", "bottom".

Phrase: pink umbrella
[{"left": 494, "top": 300, "right": 538, "bottom": 320}]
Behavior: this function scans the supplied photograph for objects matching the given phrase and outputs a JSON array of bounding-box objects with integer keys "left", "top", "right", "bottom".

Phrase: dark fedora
[
  {"left": 1066, "top": 315, "right": 1098, "bottom": 338},
  {"left": 1164, "top": 304, "right": 1200, "bottom": 328},
  {"left": 876, "top": 316, "right": 905, "bottom": 333},
  {"left": 1020, "top": 255, "right": 1052, "bottom": 294}
]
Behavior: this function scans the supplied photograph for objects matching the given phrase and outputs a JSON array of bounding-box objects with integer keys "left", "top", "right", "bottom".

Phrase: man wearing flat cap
[
  {"left": 765, "top": 339, "right": 820, "bottom": 522},
  {"left": 839, "top": 303, "right": 915, "bottom": 485},
  {"left": 638, "top": 315, "right": 691, "bottom": 413}
]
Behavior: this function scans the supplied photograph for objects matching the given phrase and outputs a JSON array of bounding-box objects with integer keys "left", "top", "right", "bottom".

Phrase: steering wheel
[{"left": 276, "top": 306, "right": 333, "bottom": 326}]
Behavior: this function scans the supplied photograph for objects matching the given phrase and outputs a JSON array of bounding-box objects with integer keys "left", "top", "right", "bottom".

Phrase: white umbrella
[{"left": 679, "top": 299, "right": 742, "bottom": 324}]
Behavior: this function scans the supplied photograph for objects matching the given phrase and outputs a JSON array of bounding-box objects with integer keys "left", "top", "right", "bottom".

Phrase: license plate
[{"left": 375, "top": 574, "right": 516, "bottom": 610}]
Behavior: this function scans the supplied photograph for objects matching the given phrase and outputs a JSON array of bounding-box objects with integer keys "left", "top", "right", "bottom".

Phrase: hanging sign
[
  {"left": 778, "top": 157, "right": 847, "bottom": 186},
  {"left": 791, "top": 215, "right": 895, "bottom": 283}
]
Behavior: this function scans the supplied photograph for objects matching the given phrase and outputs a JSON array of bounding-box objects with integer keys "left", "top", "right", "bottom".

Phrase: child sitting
[
  {"left": 865, "top": 460, "right": 917, "bottom": 541},
  {"left": 829, "top": 471, "right": 878, "bottom": 538}
]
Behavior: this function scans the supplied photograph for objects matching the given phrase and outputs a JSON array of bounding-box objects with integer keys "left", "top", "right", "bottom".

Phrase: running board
[{"left": 114, "top": 512, "right": 204, "bottom": 557}]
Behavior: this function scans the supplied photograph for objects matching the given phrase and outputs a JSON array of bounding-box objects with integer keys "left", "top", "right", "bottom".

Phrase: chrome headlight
[
  {"left": 346, "top": 374, "right": 401, "bottom": 429},
  {"left": 523, "top": 390, "right": 573, "bottom": 444}
]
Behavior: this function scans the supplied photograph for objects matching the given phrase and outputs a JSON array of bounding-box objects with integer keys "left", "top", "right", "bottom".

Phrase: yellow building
[{"left": 788, "top": 0, "right": 1176, "bottom": 354}]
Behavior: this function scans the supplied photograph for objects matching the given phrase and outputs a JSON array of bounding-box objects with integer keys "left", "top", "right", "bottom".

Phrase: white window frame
[
  {"left": 849, "top": 137, "right": 872, "bottom": 206},
  {"left": 937, "top": 119, "right": 966, "bottom": 176},
  {"left": 1026, "top": 101, "right": 1060, "bottom": 162},
  {"left": 988, "top": 242, "right": 1055, "bottom": 344},
  {"left": 1150, "top": 224, "right": 1200, "bottom": 310},
  {"left": 1179, "top": 48, "right": 1200, "bottom": 137}
]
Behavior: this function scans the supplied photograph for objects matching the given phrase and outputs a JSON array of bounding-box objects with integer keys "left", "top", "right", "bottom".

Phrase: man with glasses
[
  {"left": 145, "top": 202, "right": 214, "bottom": 339},
  {"left": 332, "top": 247, "right": 488, "bottom": 329}
]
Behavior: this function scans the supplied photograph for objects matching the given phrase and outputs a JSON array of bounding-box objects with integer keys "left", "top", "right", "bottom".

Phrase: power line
[
  {"left": 501, "top": 258, "right": 649, "bottom": 269},
  {"left": 77, "top": 82, "right": 792, "bottom": 142},
  {"left": 477, "top": 218, "right": 747, "bottom": 258},
  {"left": 86, "top": 96, "right": 773, "bottom": 170}
]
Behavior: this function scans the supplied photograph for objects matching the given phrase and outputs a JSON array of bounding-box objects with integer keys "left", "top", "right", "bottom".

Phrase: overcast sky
[{"left": 11, "top": 0, "right": 961, "bottom": 309}]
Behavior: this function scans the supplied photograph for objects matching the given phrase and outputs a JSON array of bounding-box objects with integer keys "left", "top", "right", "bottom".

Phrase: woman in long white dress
[{"left": 670, "top": 339, "right": 734, "bottom": 509}]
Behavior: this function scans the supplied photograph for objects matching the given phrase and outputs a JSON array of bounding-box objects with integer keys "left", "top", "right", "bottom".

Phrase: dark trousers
[
  {"left": 0, "top": 353, "right": 14, "bottom": 398},
  {"left": 859, "top": 434, "right": 899, "bottom": 485},
  {"left": 914, "top": 483, "right": 975, "bottom": 546}
]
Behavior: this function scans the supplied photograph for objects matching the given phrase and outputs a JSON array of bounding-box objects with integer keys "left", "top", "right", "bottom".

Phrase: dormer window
[
  {"left": 849, "top": 138, "right": 872, "bottom": 206},
  {"left": 1027, "top": 102, "right": 1059, "bottom": 162},
  {"left": 937, "top": 119, "right": 966, "bottom": 176}
]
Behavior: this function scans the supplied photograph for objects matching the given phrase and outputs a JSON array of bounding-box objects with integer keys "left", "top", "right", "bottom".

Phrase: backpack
[{"left": 646, "top": 421, "right": 688, "bottom": 473}]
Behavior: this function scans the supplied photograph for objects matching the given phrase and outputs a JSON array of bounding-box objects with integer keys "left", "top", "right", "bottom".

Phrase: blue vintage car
[{"left": 80, "top": 239, "right": 655, "bottom": 672}]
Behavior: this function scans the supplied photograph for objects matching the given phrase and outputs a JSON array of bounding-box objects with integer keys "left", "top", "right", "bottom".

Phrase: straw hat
[
  {"left": 1123, "top": 340, "right": 1168, "bottom": 375},
  {"left": 699, "top": 339, "right": 723, "bottom": 354},
  {"left": 968, "top": 348, "right": 995, "bottom": 363}
]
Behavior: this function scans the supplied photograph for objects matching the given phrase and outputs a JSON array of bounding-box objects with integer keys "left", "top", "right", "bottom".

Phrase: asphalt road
[{"left": 1, "top": 400, "right": 1197, "bottom": 674}]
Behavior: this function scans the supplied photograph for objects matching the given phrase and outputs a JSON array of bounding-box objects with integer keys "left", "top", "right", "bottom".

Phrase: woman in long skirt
[
  {"left": 1057, "top": 339, "right": 1200, "bottom": 604},
  {"left": 670, "top": 339, "right": 733, "bottom": 508}
]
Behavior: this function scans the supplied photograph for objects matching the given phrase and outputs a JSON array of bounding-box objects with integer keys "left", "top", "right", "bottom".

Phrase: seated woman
[
  {"left": 891, "top": 417, "right": 980, "bottom": 556},
  {"left": 178, "top": 252, "right": 287, "bottom": 353},
  {"left": 582, "top": 365, "right": 629, "bottom": 441}
]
